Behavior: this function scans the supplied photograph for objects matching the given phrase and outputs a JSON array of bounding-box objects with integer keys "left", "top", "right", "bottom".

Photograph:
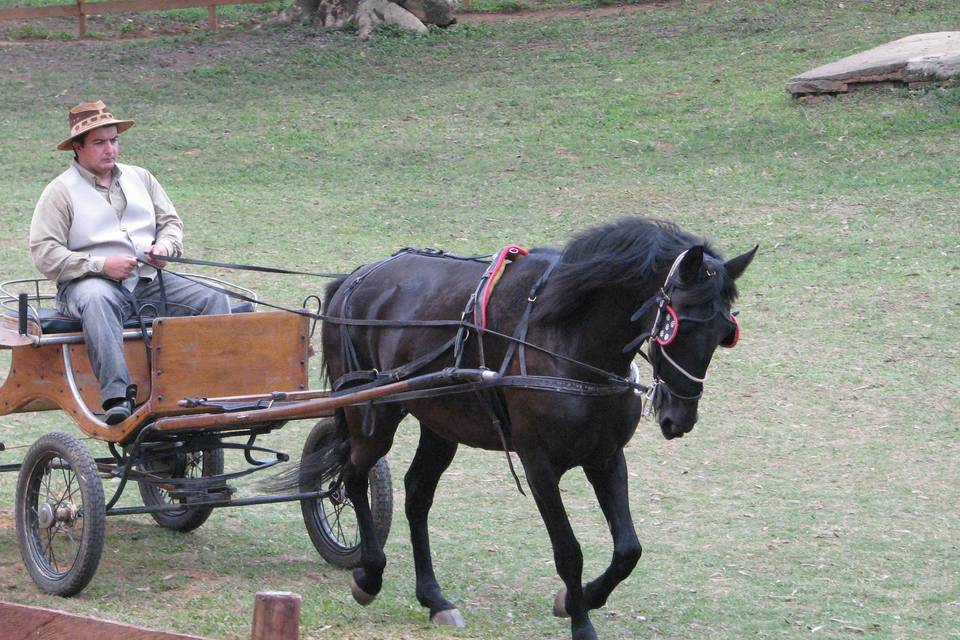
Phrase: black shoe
[{"left": 103, "top": 398, "right": 132, "bottom": 425}]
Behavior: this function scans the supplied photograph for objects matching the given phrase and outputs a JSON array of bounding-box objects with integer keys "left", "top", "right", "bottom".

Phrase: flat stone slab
[{"left": 787, "top": 31, "right": 960, "bottom": 95}]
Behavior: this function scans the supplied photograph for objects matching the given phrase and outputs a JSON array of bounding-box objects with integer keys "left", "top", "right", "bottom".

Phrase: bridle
[{"left": 624, "top": 250, "right": 741, "bottom": 412}]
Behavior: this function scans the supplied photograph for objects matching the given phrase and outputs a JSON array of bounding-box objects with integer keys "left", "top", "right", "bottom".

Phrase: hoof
[
  {"left": 350, "top": 574, "right": 377, "bottom": 606},
  {"left": 430, "top": 608, "right": 466, "bottom": 627},
  {"left": 553, "top": 587, "right": 569, "bottom": 618}
]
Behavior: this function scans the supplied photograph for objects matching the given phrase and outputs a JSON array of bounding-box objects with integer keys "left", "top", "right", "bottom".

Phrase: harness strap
[
  {"left": 514, "top": 256, "right": 560, "bottom": 376},
  {"left": 332, "top": 337, "right": 458, "bottom": 393}
]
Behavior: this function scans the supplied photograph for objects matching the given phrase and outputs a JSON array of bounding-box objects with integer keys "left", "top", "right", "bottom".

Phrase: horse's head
[{"left": 643, "top": 245, "right": 757, "bottom": 439}]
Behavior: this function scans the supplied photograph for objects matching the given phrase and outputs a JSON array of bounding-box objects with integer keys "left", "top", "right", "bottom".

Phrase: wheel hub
[
  {"left": 37, "top": 503, "right": 55, "bottom": 529},
  {"left": 38, "top": 502, "right": 79, "bottom": 529}
]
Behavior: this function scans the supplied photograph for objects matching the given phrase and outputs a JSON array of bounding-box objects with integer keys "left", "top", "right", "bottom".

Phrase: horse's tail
[{"left": 262, "top": 412, "right": 351, "bottom": 494}]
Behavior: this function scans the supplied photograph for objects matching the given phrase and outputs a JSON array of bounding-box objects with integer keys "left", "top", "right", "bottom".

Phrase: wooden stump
[{"left": 250, "top": 591, "right": 302, "bottom": 640}]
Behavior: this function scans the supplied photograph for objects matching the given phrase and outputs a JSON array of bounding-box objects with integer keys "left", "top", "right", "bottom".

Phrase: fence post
[
  {"left": 250, "top": 591, "right": 301, "bottom": 640},
  {"left": 77, "top": 0, "right": 86, "bottom": 37},
  {"left": 207, "top": 4, "right": 217, "bottom": 29}
]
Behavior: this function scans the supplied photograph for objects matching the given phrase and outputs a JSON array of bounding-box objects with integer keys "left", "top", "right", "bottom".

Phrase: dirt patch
[{"left": 161, "top": 569, "right": 230, "bottom": 596}]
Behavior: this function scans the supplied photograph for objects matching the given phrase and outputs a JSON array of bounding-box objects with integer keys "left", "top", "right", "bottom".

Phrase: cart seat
[{"left": 4, "top": 302, "right": 256, "bottom": 334}]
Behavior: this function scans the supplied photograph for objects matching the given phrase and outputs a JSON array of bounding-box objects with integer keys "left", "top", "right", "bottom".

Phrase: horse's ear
[
  {"left": 679, "top": 245, "right": 705, "bottom": 282},
  {"left": 724, "top": 245, "right": 758, "bottom": 281}
]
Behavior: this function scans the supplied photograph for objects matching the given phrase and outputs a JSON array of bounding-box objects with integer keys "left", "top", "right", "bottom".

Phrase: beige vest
[{"left": 61, "top": 163, "right": 156, "bottom": 291}]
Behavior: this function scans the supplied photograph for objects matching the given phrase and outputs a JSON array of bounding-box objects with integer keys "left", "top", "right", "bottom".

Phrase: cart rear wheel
[
  {"left": 137, "top": 445, "right": 224, "bottom": 532},
  {"left": 300, "top": 419, "right": 393, "bottom": 569},
  {"left": 15, "top": 432, "right": 105, "bottom": 596}
]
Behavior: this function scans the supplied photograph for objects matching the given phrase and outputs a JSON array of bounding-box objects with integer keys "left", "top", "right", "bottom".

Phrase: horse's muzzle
[{"left": 658, "top": 414, "right": 697, "bottom": 439}]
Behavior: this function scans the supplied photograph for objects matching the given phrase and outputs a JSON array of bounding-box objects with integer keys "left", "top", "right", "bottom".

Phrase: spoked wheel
[
  {"left": 15, "top": 432, "right": 106, "bottom": 596},
  {"left": 300, "top": 419, "right": 393, "bottom": 569},
  {"left": 137, "top": 443, "right": 225, "bottom": 532}
]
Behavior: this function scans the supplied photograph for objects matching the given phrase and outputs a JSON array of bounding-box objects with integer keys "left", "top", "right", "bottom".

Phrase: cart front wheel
[
  {"left": 16, "top": 432, "right": 105, "bottom": 596},
  {"left": 300, "top": 419, "right": 393, "bottom": 569}
]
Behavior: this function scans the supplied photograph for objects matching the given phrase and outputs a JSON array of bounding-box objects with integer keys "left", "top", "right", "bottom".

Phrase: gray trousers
[{"left": 57, "top": 274, "right": 231, "bottom": 405}]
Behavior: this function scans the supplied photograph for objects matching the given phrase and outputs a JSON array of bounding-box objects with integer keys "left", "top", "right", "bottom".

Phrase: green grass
[{"left": 1, "top": 1, "right": 959, "bottom": 639}]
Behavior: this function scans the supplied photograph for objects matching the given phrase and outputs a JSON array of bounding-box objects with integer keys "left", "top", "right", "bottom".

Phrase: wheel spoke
[{"left": 44, "top": 527, "right": 58, "bottom": 573}]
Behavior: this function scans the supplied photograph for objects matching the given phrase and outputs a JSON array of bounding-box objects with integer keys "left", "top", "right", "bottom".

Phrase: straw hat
[{"left": 57, "top": 100, "right": 134, "bottom": 151}]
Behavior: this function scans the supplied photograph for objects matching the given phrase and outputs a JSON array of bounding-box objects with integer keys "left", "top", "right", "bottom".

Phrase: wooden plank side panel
[
  {"left": 149, "top": 312, "right": 310, "bottom": 413},
  {"left": 67, "top": 338, "right": 151, "bottom": 410},
  {"left": 0, "top": 601, "right": 207, "bottom": 640}
]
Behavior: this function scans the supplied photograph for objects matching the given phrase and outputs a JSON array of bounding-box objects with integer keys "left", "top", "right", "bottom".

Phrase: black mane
[{"left": 534, "top": 217, "right": 736, "bottom": 321}]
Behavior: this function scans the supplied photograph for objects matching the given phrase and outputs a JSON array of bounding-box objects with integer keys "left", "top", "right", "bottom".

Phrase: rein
[
  {"left": 143, "top": 253, "right": 648, "bottom": 397},
  {"left": 141, "top": 253, "right": 349, "bottom": 279}
]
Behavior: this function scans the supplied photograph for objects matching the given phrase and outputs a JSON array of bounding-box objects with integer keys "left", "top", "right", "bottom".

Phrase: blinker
[{"left": 654, "top": 305, "right": 679, "bottom": 346}]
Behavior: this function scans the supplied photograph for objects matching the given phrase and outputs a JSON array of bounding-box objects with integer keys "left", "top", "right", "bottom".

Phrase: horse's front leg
[
  {"left": 405, "top": 424, "right": 464, "bottom": 626},
  {"left": 521, "top": 453, "right": 597, "bottom": 640},
  {"left": 554, "top": 449, "right": 641, "bottom": 617}
]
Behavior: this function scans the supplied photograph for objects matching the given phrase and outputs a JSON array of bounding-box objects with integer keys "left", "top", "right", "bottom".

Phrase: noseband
[{"left": 623, "top": 250, "right": 740, "bottom": 410}]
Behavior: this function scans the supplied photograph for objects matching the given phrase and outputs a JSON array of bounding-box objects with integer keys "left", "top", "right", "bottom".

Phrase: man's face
[{"left": 74, "top": 125, "right": 119, "bottom": 177}]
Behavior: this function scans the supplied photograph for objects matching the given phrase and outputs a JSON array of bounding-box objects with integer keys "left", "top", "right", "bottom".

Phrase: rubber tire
[
  {"left": 15, "top": 432, "right": 106, "bottom": 596},
  {"left": 300, "top": 419, "right": 393, "bottom": 569},
  {"left": 137, "top": 445, "right": 224, "bottom": 532}
]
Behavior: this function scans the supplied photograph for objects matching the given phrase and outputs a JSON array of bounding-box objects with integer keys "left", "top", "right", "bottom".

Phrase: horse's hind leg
[
  {"left": 405, "top": 424, "right": 464, "bottom": 626},
  {"left": 521, "top": 452, "right": 597, "bottom": 640},
  {"left": 554, "top": 449, "right": 641, "bottom": 616},
  {"left": 341, "top": 405, "right": 402, "bottom": 606}
]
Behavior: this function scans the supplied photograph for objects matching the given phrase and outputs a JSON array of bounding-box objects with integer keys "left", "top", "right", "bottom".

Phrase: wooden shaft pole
[
  {"left": 250, "top": 591, "right": 301, "bottom": 640},
  {"left": 207, "top": 4, "right": 217, "bottom": 30}
]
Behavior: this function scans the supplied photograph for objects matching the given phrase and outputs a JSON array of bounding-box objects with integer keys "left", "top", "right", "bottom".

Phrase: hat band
[{"left": 70, "top": 111, "right": 117, "bottom": 137}]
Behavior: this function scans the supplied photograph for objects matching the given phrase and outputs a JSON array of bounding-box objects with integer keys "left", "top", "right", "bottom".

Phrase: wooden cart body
[{"left": 0, "top": 308, "right": 314, "bottom": 441}]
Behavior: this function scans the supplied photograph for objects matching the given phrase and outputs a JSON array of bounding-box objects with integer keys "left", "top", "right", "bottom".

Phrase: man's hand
[
  {"left": 103, "top": 254, "right": 138, "bottom": 281},
  {"left": 144, "top": 244, "right": 169, "bottom": 268}
]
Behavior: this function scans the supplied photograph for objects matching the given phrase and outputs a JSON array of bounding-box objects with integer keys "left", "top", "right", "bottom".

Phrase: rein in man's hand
[{"left": 144, "top": 244, "right": 169, "bottom": 268}]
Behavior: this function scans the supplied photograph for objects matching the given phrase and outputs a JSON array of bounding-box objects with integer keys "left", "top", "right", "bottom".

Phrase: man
[{"left": 30, "top": 100, "right": 230, "bottom": 425}]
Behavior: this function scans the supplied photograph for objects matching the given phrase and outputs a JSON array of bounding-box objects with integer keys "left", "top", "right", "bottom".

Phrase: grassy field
[{"left": 0, "top": 1, "right": 958, "bottom": 638}]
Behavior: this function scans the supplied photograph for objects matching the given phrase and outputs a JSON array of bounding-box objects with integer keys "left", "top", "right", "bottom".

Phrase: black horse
[{"left": 310, "top": 217, "right": 756, "bottom": 640}]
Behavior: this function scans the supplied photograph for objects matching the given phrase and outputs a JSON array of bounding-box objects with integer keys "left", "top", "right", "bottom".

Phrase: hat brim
[{"left": 57, "top": 119, "right": 134, "bottom": 151}]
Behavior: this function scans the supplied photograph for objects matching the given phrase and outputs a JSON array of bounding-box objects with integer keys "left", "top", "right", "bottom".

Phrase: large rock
[{"left": 787, "top": 31, "right": 960, "bottom": 95}]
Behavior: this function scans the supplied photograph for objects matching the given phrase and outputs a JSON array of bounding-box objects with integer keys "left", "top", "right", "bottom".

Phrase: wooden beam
[
  {"left": 0, "top": 601, "right": 207, "bottom": 640},
  {"left": 0, "top": 0, "right": 269, "bottom": 23},
  {"left": 0, "top": 4, "right": 80, "bottom": 20}
]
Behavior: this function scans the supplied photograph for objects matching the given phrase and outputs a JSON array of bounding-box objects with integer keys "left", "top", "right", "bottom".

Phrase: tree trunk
[{"left": 276, "top": 0, "right": 457, "bottom": 39}]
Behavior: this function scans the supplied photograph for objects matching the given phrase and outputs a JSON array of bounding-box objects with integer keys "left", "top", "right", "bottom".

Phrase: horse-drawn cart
[
  {"left": 0, "top": 276, "right": 402, "bottom": 596},
  {"left": 0, "top": 218, "right": 757, "bottom": 640}
]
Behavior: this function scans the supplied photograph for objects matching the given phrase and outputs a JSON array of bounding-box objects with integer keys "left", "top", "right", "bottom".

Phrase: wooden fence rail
[
  {"left": 0, "top": 0, "right": 271, "bottom": 36},
  {"left": 1, "top": 590, "right": 301, "bottom": 640}
]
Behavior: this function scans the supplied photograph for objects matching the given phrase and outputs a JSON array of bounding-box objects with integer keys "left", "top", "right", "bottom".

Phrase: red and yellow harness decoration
[{"left": 474, "top": 244, "right": 529, "bottom": 331}]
